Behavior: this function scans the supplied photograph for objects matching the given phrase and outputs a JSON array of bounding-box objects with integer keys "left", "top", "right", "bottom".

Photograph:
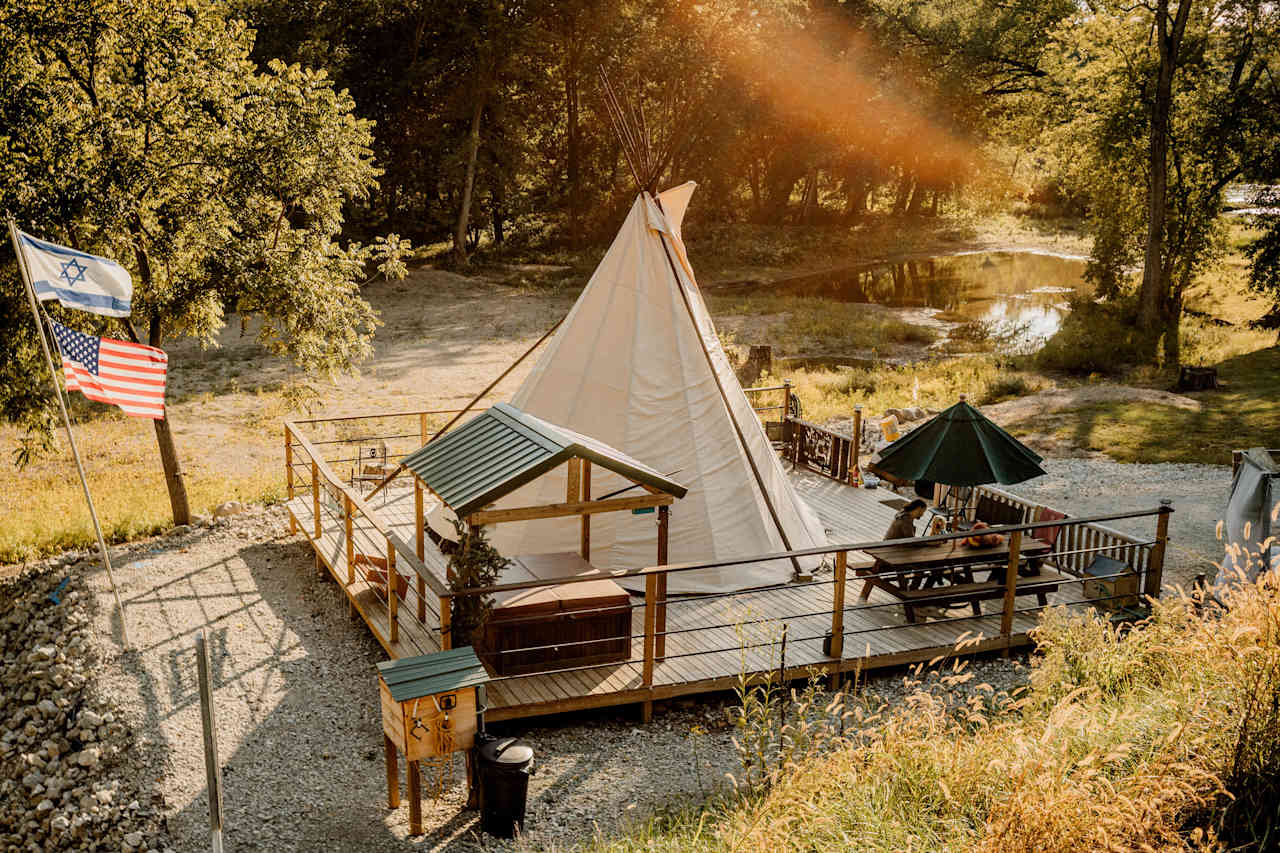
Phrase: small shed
[
  {"left": 378, "top": 646, "right": 490, "bottom": 834},
  {"left": 400, "top": 403, "right": 687, "bottom": 672}
]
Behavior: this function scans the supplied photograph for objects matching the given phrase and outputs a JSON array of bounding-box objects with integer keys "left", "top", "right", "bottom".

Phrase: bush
[{"left": 1036, "top": 296, "right": 1147, "bottom": 374}]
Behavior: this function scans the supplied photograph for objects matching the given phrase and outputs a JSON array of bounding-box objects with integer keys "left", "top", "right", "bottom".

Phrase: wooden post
[
  {"left": 387, "top": 540, "right": 399, "bottom": 645},
  {"left": 1145, "top": 500, "right": 1172, "bottom": 600},
  {"left": 414, "top": 478, "right": 425, "bottom": 559},
  {"left": 344, "top": 495, "right": 355, "bottom": 584},
  {"left": 419, "top": 412, "right": 428, "bottom": 446},
  {"left": 824, "top": 548, "right": 844, "bottom": 686},
  {"left": 1000, "top": 530, "right": 1022, "bottom": 655},
  {"left": 407, "top": 761, "right": 422, "bottom": 836},
  {"left": 384, "top": 734, "right": 399, "bottom": 808},
  {"left": 440, "top": 595, "right": 452, "bottom": 650},
  {"left": 580, "top": 460, "right": 592, "bottom": 561},
  {"left": 642, "top": 572, "right": 657, "bottom": 723},
  {"left": 285, "top": 427, "right": 296, "bottom": 534},
  {"left": 849, "top": 406, "right": 862, "bottom": 485},
  {"left": 311, "top": 460, "right": 321, "bottom": 540},
  {"left": 656, "top": 506, "right": 668, "bottom": 661}
]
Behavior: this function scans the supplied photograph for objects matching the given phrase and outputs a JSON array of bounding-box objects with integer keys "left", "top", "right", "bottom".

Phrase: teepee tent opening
[{"left": 486, "top": 183, "right": 828, "bottom": 593}]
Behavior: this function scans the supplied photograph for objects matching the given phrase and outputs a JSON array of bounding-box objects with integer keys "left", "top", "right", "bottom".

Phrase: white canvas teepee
[{"left": 489, "top": 183, "right": 827, "bottom": 593}]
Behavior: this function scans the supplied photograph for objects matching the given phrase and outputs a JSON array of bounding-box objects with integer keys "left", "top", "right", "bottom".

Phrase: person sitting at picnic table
[{"left": 884, "top": 498, "right": 928, "bottom": 540}]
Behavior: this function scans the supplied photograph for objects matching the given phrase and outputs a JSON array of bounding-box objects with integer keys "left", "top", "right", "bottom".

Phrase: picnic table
[{"left": 859, "top": 536, "right": 1059, "bottom": 623}]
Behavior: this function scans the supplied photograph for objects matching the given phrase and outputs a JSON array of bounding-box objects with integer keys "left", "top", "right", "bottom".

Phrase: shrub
[
  {"left": 446, "top": 522, "right": 509, "bottom": 648},
  {"left": 1036, "top": 296, "right": 1148, "bottom": 374}
]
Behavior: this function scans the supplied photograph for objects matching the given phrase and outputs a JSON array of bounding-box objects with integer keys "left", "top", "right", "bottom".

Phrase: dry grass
[
  {"left": 587, "top": 573, "right": 1280, "bottom": 852},
  {"left": 761, "top": 355, "right": 1049, "bottom": 424},
  {"left": 708, "top": 292, "right": 937, "bottom": 356}
]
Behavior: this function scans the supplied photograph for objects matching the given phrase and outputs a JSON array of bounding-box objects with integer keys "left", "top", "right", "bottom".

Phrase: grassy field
[
  {"left": 1014, "top": 345, "right": 1280, "bottom": 463},
  {"left": 587, "top": 580, "right": 1280, "bottom": 851}
]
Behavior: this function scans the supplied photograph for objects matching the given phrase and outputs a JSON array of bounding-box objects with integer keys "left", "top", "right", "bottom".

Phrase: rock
[
  {"left": 77, "top": 747, "right": 100, "bottom": 768},
  {"left": 37, "top": 699, "right": 59, "bottom": 717},
  {"left": 124, "top": 830, "right": 144, "bottom": 848},
  {"left": 50, "top": 814, "right": 70, "bottom": 831},
  {"left": 29, "top": 645, "right": 57, "bottom": 663},
  {"left": 212, "top": 501, "right": 246, "bottom": 520},
  {"left": 35, "top": 799, "right": 54, "bottom": 813},
  {"left": 168, "top": 525, "right": 191, "bottom": 537},
  {"left": 79, "top": 710, "right": 104, "bottom": 728}
]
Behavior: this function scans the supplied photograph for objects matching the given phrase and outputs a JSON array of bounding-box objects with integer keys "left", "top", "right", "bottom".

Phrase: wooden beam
[
  {"left": 1000, "top": 530, "right": 1022, "bottom": 655},
  {"left": 581, "top": 460, "right": 591, "bottom": 561},
  {"left": 830, "top": 550, "right": 846, "bottom": 665},
  {"left": 311, "top": 460, "right": 321, "bottom": 540},
  {"left": 656, "top": 505, "right": 668, "bottom": 661},
  {"left": 414, "top": 479, "right": 425, "bottom": 561},
  {"left": 467, "top": 493, "right": 674, "bottom": 526},
  {"left": 384, "top": 734, "right": 399, "bottom": 808},
  {"left": 344, "top": 495, "right": 355, "bottom": 585},
  {"left": 850, "top": 406, "right": 862, "bottom": 485},
  {"left": 440, "top": 595, "right": 452, "bottom": 650},
  {"left": 387, "top": 540, "right": 399, "bottom": 645},
  {"left": 566, "top": 458, "right": 581, "bottom": 504},
  {"left": 407, "top": 761, "right": 422, "bottom": 835},
  {"left": 1145, "top": 500, "right": 1172, "bottom": 600},
  {"left": 285, "top": 427, "right": 296, "bottom": 534}
]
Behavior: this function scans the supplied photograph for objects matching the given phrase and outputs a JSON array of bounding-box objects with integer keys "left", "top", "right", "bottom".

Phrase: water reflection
[{"left": 753, "top": 251, "right": 1091, "bottom": 350}]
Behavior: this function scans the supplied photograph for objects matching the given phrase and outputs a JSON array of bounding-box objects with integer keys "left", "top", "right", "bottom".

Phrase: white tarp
[
  {"left": 488, "top": 184, "right": 827, "bottom": 593},
  {"left": 1219, "top": 447, "right": 1279, "bottom": 589}
]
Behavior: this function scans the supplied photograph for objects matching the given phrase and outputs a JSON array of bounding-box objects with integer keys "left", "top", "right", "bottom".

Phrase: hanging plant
[{"left": 446, "top": 521, "right": 509, "bottom": 649}]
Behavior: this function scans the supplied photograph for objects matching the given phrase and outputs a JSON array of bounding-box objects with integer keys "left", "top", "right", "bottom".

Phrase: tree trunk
[
  {"left": 800, "top": 167, "right": 819, "bottom": 224},
  {"left": 453, "top": 91, "right": 485, "bottom": 267},
  {"left": 1137, "top": 0, "right": 1193, "bottom": 352},
  {"left": 147, "top": 321, "right": 191, "bottom": 525}
]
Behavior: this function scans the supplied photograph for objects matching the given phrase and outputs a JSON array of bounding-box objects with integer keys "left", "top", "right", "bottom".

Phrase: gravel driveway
[
  {"left": 1011, "top": 458, "right": 1230, "bottom": 590},
  {"left": 68, "top": 506, "right": 1030, "bottom": 851}
]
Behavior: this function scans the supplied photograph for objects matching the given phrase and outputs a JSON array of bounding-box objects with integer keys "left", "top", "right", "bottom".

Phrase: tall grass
[
  {"left": 588, "top": 574, "right": 1280, "bottom": 852},
  {"left": 764, "top": 355, "right": 1046, "bottom": 424}
]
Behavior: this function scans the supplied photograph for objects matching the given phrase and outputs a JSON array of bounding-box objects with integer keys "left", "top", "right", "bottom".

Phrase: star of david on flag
[
  {"left": 16, "top": 230, "right": 132, "bottom": 317},
  {"left": 50, "top": 320, "right": 167, "bottom": 419}
]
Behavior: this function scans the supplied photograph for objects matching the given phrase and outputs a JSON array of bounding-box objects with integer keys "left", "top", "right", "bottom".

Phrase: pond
[{"left": 729, "top": 250, "right": 1092, "bottom": 354}]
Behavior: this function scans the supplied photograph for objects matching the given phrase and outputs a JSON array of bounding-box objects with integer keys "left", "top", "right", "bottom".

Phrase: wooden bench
[{"left": 482, "top": 553, "right": 632, "bottom": 676}]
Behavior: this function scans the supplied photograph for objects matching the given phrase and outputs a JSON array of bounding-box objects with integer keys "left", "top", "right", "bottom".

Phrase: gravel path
[
  {"left": 36, "top": 506, "right": 1028, "bottom": 852},
  {"left": 1010, "top": 458, "right": 1229, "bottom": 589}
]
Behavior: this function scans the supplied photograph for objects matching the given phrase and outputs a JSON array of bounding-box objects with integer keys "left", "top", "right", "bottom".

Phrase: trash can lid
[{"left": 480, "top": 736, "right": 534, "bottom": 766}]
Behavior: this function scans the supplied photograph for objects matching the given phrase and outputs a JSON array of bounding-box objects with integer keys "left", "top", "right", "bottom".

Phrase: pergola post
[{"left": 580, "top": 460, "right": 592, "bottom": 561}]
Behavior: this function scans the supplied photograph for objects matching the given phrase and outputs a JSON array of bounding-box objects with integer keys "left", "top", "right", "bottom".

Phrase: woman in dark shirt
[{"left": 884, "top": 498, "right": 928, "bottom": 540}]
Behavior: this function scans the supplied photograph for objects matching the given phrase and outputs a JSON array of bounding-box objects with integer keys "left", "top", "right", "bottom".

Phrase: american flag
[{"left": 50, "top": 320, "right": 168, "bottom": 419}]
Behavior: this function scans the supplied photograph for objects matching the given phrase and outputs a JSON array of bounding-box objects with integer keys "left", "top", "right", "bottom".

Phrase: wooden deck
[{"left": 287, "top": 468, "right": 1095, "bottom": 721}]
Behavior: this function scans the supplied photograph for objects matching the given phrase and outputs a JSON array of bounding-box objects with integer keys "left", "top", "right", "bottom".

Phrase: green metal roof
[
  {"left": 401, "top": 403, "right": 687, "bottom": 516},
  {"left": 377, "top": 646, "right": 489, "bottom": 702}
]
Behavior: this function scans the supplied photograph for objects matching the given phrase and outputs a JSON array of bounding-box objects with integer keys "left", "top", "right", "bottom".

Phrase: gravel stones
[{"left": 0, "top": 568, "right": 170, "bottom": 852}]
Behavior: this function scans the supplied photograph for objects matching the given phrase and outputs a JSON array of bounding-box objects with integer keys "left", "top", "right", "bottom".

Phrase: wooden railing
[
  {"left": 448, "top": 505, "right": 1173, "bottom": 717},
  {"left": 284, "top": 418, "right": 452, "bottom": 655}
]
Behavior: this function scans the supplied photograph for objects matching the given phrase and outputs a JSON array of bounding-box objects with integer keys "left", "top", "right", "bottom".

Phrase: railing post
[
  {"left": 311, "top": 459, "right": 321, "bottom": 540},
  {"left": 1145, "top": 500, "right": 1172, "bottom": 600},
  {"left": 849, "top": 405, "right": 862, "bottom": 485},
  {"left": 439, "top": 595, "right": 452, "bottom": 650},
  {"left": 1001, "top": 529, "right": 1022, "bottom": 655},
  {"left": 419, "top": 412, "right": 428, "bottom": 446},
  {"left": 656, "top": 506, "right": 668, "bottom": 661},
  {"left": 642, "top": 572, "right": 657, "bottom": 722},
  {"left": 344, "top": 494, "right": 355, "bottom": 584},
  {"left": 781, "top": 380, "right": 794, "bottom": 460},
  {"left": 830, "top": 550, "right": 847, "bottom": 688},
  {"left": 387, "top": 539, "right": 399, "bottom": 645},
  {"left": 285, "top": 426, "right": 297, "bottom": 534},
  {"left": 414, "top": 478, "right": 425, "bottom": 560}
]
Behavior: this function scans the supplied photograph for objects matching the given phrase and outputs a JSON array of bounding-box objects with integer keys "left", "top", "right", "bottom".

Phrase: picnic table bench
[{"left": 859, "top": 537, "right": 1065, "bottom": 623}]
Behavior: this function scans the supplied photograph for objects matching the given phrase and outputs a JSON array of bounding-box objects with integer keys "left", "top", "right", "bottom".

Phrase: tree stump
[{"left": 1177, "top": 366, "right": 1218, "bottom": 391}]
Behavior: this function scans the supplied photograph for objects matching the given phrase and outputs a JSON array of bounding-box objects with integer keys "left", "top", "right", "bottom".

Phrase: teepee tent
[{"left": 487, "top": 183, "right": 827, "bottom": 593}]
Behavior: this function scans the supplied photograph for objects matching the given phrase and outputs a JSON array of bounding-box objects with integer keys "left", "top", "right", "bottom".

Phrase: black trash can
[{"left": 477, "top": 736, "right": 534, "bottom": 838}]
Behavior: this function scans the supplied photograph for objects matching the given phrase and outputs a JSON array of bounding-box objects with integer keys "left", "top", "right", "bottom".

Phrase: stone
[
  {"left": 37, "top": 699, "right": 58, "bottom": 717},
  {"left": 79, "top": 710, "right": 104, "bottom": 728},
  {"left": 29, "top": 646, "right": 57, "bottom": 663},
  {"left": 77, "top": 748, "right": 100, "bottom": 769},
  {"left": 50, "top": 814, "right": 70, "bottom": 832},
  {"left": 212, "top": 501, "right": 247, "bottom": 520},
  {"left": 35, "top": 799, "right": 53, "bottom": 813},
  {"left": 124, "top": 831, "right": 144, "bottom": 848}
]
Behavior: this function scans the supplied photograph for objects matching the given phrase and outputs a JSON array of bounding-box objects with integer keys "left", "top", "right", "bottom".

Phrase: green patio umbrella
[{"left": 873, "top": 396, "right": 1046, "bottom": 486}]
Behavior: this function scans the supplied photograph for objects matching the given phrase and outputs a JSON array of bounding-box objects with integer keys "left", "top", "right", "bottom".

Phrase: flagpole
[{"left": 8, "top": 217, "right": 132, "bottom": 650}]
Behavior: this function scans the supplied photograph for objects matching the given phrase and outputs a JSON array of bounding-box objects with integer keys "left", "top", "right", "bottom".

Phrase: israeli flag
[{"left": 17, "top": 230, "right": 132, "bottom": 318}]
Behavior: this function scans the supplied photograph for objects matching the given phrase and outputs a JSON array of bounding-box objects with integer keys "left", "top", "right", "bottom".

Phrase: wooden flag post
[{"left": 8, "top": 217, "right": 131, "bottom": 649}]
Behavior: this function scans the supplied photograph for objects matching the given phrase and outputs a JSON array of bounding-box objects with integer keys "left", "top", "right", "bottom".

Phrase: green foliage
[
  {"left": 0, "top": 0, "right": 410, "bottom": 442},
  {"left": 1035, "top": 296, "right": 1147, "bottom": 375},
  {"left": 446, "top": 523, "right": 509, "bottom": 649}
]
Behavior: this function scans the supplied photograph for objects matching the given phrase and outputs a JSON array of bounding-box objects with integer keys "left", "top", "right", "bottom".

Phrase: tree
[{"left": 0, "top": 0, "right": 410, "bottom": 523}]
